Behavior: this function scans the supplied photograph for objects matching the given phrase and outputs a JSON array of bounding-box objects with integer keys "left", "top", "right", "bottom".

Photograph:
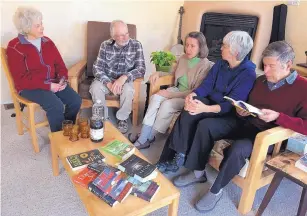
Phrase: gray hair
[
  {"left": 184, "top": 31, "right": 209, "bottom": 59},
  {"left": 262, "top": 41, "right": 295, "bottom": 67},
  {"left": 223, "top": 31, "right": 254, "bottom": 61},
  {"left": 13, "top": 7, "right": 42, "bottom": 35},
  {"left": 110, "top": 20, "right": 128, "bottom": 37}
]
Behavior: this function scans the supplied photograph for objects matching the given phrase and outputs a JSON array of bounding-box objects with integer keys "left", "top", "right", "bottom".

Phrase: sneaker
[
  {"left": 156, "top": 161, "right": 168, "bottom": 173},
  {"left": 195, "top": 190, "right": 223, "bottom": 213},
  {"left": 134, "top": 140, "right": 151, "bottom": 150},
  {"left": 172, "top": 152, "right": 185, "bottom": 167},
  {"left": 117, "top": 119, "right": 129, "bottom": 134},
  {"left": 173, "top": 171, "right": 207, "bottom": 188}
]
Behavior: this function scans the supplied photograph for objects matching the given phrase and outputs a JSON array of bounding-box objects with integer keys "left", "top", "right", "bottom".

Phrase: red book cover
[
  {"left": 72, "top": 168, "right": 99, "bottom": 188},
  {"left": 92, "top": 167, "right": 121, "bottom": 194}
]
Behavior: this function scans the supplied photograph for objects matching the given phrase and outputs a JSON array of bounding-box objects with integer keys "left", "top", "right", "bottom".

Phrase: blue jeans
[{"left": 20, "top": 86, "right": 82, "bottom": 132}]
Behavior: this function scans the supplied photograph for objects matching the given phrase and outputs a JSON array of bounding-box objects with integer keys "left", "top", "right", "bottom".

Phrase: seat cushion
[{"left": 78, "top": 78, "right": 119, "bottom": 100}]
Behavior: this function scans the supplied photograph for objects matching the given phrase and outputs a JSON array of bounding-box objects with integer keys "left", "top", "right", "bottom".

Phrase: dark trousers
[
  {"left": 159, "top": 97, "right": 272, "bottom": 194},
  {"left": 20, "top": 86, "right": 82, "bottom": 132}
]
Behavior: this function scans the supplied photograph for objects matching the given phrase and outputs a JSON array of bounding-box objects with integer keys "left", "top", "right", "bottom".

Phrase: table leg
[
  {"left": 297, "top": 188, "right": 307, "bottom": 216},
  {"left": 50, "top": 137, "right": 59, "bottom": 176},
  {"left": 256, "top": 173, "right": 283, "bottom": 216},
  {"left": 168, "top": 197, "right": 179, "bottom": 216}
]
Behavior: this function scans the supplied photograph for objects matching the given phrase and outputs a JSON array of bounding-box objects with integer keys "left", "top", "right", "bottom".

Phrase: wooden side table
[{"left": 256, "top": 151, "right": 307, "bottom": 216}]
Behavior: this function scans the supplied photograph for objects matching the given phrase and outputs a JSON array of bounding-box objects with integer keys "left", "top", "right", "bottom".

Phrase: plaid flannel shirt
[{"left": 93, "top": 38, "right": 146, "bottom": 84}]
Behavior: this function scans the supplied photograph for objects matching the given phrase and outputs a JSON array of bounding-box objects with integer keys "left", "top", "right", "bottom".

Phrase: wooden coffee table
[{"left": 49, "top": 121, "right": 180, "bottom": 216}]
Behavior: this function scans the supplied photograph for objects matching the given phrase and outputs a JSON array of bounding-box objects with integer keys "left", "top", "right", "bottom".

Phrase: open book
[{"left": 223, "top": 96, "right": 263, "bottom": 117}]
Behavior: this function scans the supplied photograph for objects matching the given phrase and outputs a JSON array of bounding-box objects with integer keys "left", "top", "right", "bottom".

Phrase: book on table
[
  {"left": 223, "top": 96, "right": 263, "bottom": 117},
  {"left": 127, "top": 177, "right": 160, "bottom": 202},
  {"left": 295, "top": 153, "right": 307, "bottom": 172},
  {"left": 88, "top": 182, "right": 118, "bottom": 207},
  {"left": 87, "top": 159, "right": 109, "bottom": 173},
  {"left": 117, "top": 154, "right": 158, "bottom": 183},
  {"left": 92, "top": 166, "right": 133, "bottom": 203},
  {"left": 101, "top": 139, "right": 135, "bottom": 161},
  {"left": 287, "top": 133, "right": 307, "bottom": 155},
  {"left": 66, "top": 149, "right": 105, "bottom": 171},
  {"left": 72, "top": 167, "right": 99, "bottom": 188}
]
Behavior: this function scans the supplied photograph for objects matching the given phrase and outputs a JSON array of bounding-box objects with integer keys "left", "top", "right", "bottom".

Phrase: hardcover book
[
  {"left": 66, "top": 149, "right": 105, "bottom": 171},
  {"left": 101, "top": 140, "right": 135, "bottom": 161},
  {"left": 117, "top": 154, "right": 157, "bottom": 183}
]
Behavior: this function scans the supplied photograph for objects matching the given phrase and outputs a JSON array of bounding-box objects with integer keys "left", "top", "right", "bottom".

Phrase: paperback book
[
  {"left": 66, "top": 149, "right": 105, "bottom": 171},
  {"left": 223, "top": 96, "right": 263, "bottom": 117},
  {"left": 101, "top": 140, "right": 135, "bottom": 161}
]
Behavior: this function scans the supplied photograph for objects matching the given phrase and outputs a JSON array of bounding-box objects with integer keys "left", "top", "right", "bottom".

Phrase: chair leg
[
  {"left": 132, "top": 105, "right": 139, "bottom": 127},
  {"left": 13, "top": 99, "right": 24, "bottom": 135},
  {"left": 28, "top": 105, "right": 40, "bottom": 153},
  {"left": 132, "top": 81, "right": 140, "bottom": 127}
]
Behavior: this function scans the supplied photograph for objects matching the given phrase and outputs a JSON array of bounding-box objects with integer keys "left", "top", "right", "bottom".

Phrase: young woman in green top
[{"left": 128, "top": 32, "right": 214, "bottom": 150}]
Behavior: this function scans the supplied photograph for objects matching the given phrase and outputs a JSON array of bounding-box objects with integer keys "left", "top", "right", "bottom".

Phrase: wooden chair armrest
[
  {"left": 68, "top": 60, "right": 86, "bottom": 92},
  {"left": 149, "top": 75, "right": 174, "bottom": 97},
  {"left": 68, "top": 59, "right": 87, "bottom": 78},
  {"left": 254, "top": 126, "right": 295, "bottom": 149},
  {"left": 245, "top": 126, "right": 295, "bottom": 185}
]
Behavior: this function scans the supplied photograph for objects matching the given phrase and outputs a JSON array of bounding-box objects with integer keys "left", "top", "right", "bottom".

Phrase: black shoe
[
  {"left": 134, "top": 140, "right": 151, "bottom": 150},
  {"left": 128, "top": 133, "right": 156, "bottom": 144}
]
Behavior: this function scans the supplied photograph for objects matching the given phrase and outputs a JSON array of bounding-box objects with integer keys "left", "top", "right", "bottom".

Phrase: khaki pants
[
  {"left": 89, "top": 80, "right": 135, "bottom": 121},
  {"left": 143, "top": 92, "right": 184, "bottom": 134}
]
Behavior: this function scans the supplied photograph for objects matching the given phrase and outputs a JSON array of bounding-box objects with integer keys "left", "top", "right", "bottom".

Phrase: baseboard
[{"left": 3, "top": 103, "right": 14, "bottom": 110}]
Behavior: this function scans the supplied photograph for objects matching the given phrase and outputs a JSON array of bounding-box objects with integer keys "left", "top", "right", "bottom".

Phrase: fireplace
[{"left": 200, "top": 12, "right": 258, "bottom": 62}]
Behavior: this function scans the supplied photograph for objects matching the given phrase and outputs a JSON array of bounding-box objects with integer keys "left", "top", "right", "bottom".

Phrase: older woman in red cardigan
[{"left": 7, "top": 7, "right": 81, "bottom": 132}]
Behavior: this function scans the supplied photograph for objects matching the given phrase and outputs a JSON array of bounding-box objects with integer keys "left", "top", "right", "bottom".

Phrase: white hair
[
  {"left": 13, "top": 7, "right": 42, "bottom": 35},
  {"left": 110, "top": 20, "right": 128, "bottom": 37},
  {"left": 223, "top": 31, "right": 254, "bottom": 61},
  {"left": 262, "top": 41, "right": 295, "bottom": 67}
]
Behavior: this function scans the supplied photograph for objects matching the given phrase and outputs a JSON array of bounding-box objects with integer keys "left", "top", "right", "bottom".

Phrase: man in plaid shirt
[{"left": 90, "top": 20, "right": 145, "bottom": 133}]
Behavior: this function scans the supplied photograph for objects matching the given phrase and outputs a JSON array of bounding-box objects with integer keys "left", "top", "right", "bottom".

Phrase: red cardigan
[
  {"left": 248, "top": 75, "right": 307, "bottom": 135},
  {"left": 6, "top": 34, "right": 67, "bottom": 92}
]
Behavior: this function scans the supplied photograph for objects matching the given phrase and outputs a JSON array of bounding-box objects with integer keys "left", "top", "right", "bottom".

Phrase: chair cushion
[
  {"left": 86, "top": 21, "right": 137, "bottom": 77},
  {"left": 78, "top": 77, "right": 119, "bottom": 100}
]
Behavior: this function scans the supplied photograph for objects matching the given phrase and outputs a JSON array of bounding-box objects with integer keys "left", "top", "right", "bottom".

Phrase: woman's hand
[
  {"left": 51, "top": 83, "right": 62, "bottom": 92},
  {"left": 236, "top": 107, "right": 251, "bottom": 117},
  {"left": 184, "top": 92, "right": 197, "bottom": 108},
  {"left": 149, "top": 72, "right": 160, "bottom": 85},
  {"left": 185, "top": 99, "right": 211, "bottom": 115},
  {"left": 156, "top": 89, "right": 171, "bottom": 98}
]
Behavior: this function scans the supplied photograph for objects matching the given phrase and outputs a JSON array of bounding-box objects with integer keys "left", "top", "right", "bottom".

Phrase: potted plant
[{"left": 150, "top": 51, "right": 176, "bottom": 72}]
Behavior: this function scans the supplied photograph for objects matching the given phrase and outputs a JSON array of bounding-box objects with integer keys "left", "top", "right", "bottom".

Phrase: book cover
[
  {"left": 92, "top": 166, "right": 121, "bottom": 194},
  {"left": 72, "top": 167, "right": 99, "bottom": 188},
  {"left": 88, "top": 159, "right": 109, "bottom": 173},
  {"left": 223, "top": 96, "right": 263, "bottom": 117},
  {"left": 88, "top": 182, "right": 118, "bottom": 207},
  {"left": 66, "top": 149, "right": 105, "bottom": 171},
  {"left": 117, "top": 154, "right": 157, "bottom": 182},
  {"left": 287, "top": 133, "right": 307, "bottom": 155},
  {"left": 101, "top": 140, "right": 135, "bottom": 161},
  {"left": 295, "top": 153, "right": 307, "bottom": 172},
  {"left": 109, "top": 178, "right": 133, "bottom": 203},
  {"left": 127, "top": 177, "right": 160, "bottom": 202}
]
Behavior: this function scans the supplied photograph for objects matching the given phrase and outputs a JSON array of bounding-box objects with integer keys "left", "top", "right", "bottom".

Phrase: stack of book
[{"left": 67, "top": 140, "right": 160, "bottom": 207}]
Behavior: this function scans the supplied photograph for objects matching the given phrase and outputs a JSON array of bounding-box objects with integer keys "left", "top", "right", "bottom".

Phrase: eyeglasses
[{"left": 114, "top": 32, "right": 129, "bottom": 39}]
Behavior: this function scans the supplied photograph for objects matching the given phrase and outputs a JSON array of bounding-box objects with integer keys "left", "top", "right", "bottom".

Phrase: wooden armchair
[
  {"left": 149, "top": 75, "right": 296, "bottom": 214},
  {"left": 1, "top": 47, "right": 49, "bottom": 153},
  {"left": 68, "top": 21, "right": 143, "bottom": 126}
]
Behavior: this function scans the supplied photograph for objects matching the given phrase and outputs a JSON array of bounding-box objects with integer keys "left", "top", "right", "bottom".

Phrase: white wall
[{"left": 0, "top": 0, "right": 184, "bottom": 104}]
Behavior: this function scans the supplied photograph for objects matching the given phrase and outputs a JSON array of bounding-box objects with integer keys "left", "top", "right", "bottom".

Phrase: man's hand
[
  {"left": 258, "top": 109, "right": 280, "bottom": 122},
  {"left": 51, "top": 83, "right": 62, "bottom": 93},
  {"left": 111, "top": 75, "right": 128, "bottom": 95},
  {"left": 236, "top": 107, "right": 251, "bottom": 117},
  {"left": 149, "top": 72, "right": 160, "bottom": 85},
  {"left": 156, "top": 89, "right": 171, "bottom": 98}
]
